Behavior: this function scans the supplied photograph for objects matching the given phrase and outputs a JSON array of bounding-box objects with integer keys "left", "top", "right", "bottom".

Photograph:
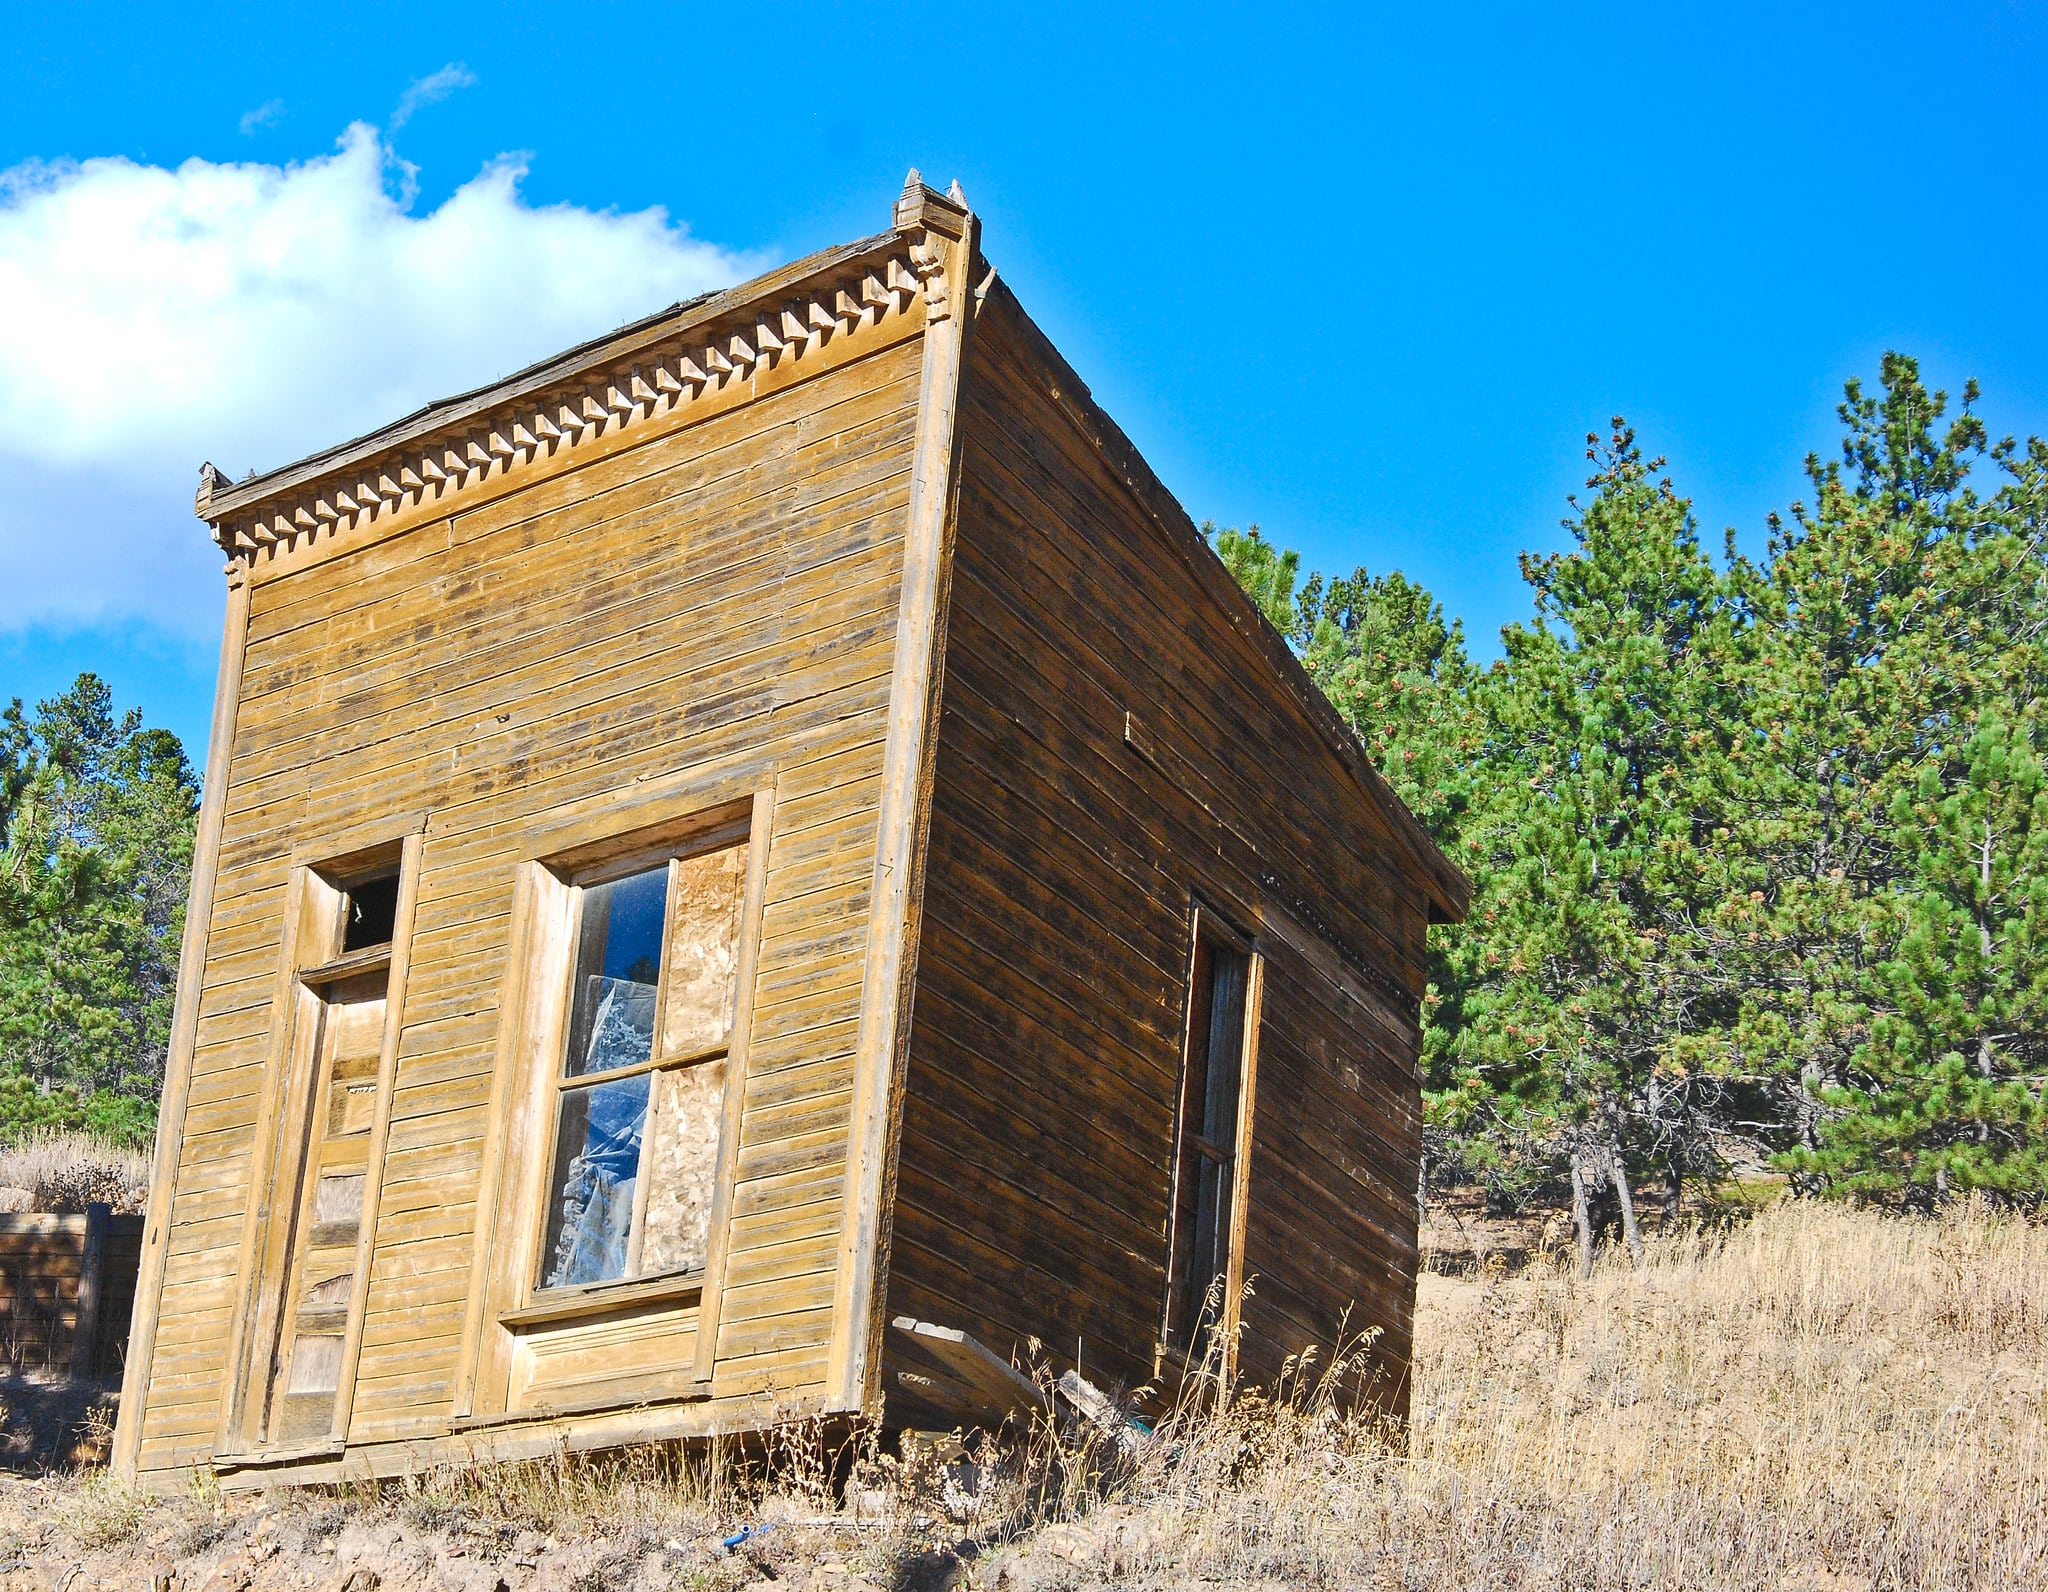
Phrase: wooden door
[{"left": 264, "top": 969, "right": 386, "bottom": 1445}]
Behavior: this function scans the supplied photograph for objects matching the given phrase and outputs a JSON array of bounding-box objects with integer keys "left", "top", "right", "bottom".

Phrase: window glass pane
[
  {"left": 540, "top": 1071, "right": 650, "bottom": 1288},
  {"left": 637, "top": 1059, "right": 727, "bottom": 1275},
  {"left": 1171, "top": 933, "right": 1250, "bottom": 1351},
  {"left": 1202, "top": 952, "right": 1248, "bottom": 1142},
  {"left": 563, "top": 866, "right": 667, "bottom": 1079}
]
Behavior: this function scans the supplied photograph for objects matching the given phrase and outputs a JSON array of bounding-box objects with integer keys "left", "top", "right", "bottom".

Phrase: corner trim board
[
  {"left": 113, "top": 571, "right": 254, "bottom": 1482},
  {"left": 825, "top": 191, "right": 980, "bottom": 1412}
]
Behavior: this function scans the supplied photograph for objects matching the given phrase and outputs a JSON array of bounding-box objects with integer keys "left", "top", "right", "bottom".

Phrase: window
[
  {"left": 1165, "top": 912, "right": 1258, "bottom": 1357},
  {"left": 536, "top": 841, "right": 746, "bottom": 1292}
]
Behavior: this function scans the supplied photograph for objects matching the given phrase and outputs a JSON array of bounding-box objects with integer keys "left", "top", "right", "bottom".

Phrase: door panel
[{"left": 267, "top": 970, "right": 385, "bottom": 1444}]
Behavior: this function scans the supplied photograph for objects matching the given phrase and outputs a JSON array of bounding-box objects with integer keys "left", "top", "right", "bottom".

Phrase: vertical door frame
[
  {"left": 1161, "top": 899, "right": 1264, "bottom": 1378},
  {"left": 213, "top": 863, "right": 324, "bottom": 1453}
]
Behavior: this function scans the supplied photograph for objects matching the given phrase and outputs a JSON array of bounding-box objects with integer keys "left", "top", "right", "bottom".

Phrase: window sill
[
  {"left": 299, "top": 944, "right": 393, "bottom": 986},
  {"left": 500, "top": 1270, "right": 704, "bottom": 1329}
]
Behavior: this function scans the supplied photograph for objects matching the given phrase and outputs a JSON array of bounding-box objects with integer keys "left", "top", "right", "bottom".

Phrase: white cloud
[
  {"left": 391, "top": 64, "right": 475, "bottom": 129},
  {"left": 239, "top": 99, "right": 285, "bottom": 136},
  {"left": 0, "top": 124, "right": 757, "bottom": 633}
]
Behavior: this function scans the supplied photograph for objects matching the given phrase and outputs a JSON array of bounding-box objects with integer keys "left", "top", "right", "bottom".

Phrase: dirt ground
[
  {"left": 1417, "top": 1175, "right": 1781, "bottom": 1275},
  {"left": 0, "top": 1467, "right": 1149, "bottom": 1592}
]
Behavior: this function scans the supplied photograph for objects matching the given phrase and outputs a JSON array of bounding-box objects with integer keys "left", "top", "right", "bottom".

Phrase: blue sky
[{"left": 4, "top": 1, "right": 2045, "bottom": 761}]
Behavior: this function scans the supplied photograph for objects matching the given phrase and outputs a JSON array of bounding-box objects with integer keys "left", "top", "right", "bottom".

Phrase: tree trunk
[
  {"left": 1569, "top": 1145, "right": 1594, "bottom": 1280},
  {"left": 1979, "top": 818, "right": 1995, "bottom": 1144},
  {"left": 1662, "top": 1156, "right": 1683, "bottom": 1228},
  {"left": 1608, "top": 1139, "right": 1644, "bottom": 1267},
  {"left": 1797, "top": 1057, "right": 1822, "bottom": 1152}
]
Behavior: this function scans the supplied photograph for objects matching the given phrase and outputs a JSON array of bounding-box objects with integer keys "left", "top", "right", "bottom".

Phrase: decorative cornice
[{"left": 198, "top": 174, "right": 976, "bottom": 579}]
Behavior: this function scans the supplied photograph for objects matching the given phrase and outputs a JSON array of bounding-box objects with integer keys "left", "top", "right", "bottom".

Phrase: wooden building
[{"left": 112, "top": 175, "right": 1468, "bottom": 1488}]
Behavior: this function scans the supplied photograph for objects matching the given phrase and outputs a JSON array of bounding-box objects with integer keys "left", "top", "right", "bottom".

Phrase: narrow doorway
[
  {"left": 1164, "top": 909, "right": 1260, "bottom": 1365},
  {"left": 233, "top": 848, "right": 413, "bottom": 1453}
]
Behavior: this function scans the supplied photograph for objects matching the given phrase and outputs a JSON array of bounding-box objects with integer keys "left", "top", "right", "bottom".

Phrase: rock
[
  {"left": 1027, "top": 1523, "right": 1095, "bottom": 1565},
  {"left": 886, "top": 1548, "right": 964, "bottom": 1592},
  {"left": 199, "top": 1552, "right": 253, "bottom": 1592}
]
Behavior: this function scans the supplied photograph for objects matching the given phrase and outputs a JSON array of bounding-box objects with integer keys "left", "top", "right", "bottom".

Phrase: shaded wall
[{"left": 884, "top": 286, "right": 1429, "bottom": 1406}]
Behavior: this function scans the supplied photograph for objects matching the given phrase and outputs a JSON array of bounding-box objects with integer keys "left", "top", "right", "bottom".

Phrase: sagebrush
[{"left": 0, "top": 1129, "right": 152, "bottom": 1212}]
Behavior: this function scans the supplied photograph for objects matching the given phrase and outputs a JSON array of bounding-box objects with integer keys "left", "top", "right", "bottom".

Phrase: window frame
[
  {"left": 529, "top": 842, "right": 742, "bottom": 1298},
  {"left": 455, "top": 789, "right": 773, "bottom": 1422}
]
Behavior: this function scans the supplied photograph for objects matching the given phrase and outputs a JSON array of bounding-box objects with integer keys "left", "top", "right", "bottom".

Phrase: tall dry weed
[
  {"left": 980, "top": 1198, "right": 2048, "bottom": 1590},
  {"left": 0, "top": 1130, "right": 152, "bottom": 1212},
  {"left": 19, "top": 1200, "right": 2042, "bottom": 1591}
]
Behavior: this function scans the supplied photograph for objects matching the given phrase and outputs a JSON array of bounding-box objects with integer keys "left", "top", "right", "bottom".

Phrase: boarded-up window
[{"left": 538, "top": 844, "right": 745, "bottom": 1290}]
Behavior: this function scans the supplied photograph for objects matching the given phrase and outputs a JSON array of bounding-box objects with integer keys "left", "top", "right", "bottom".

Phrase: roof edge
[
  {"left": 980, "top": 277, "right": 1472, "bottom": 925},
  {"left": 199, "top": 228, "right": 904, "bottom": 528}
]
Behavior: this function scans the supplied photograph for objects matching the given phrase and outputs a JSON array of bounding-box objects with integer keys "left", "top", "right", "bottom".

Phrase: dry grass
[
  {"left": 3, "top": 1198, "right": 2042, "bottom": 1590},
  {"left": 1008, "top": 1197, "right": 2048, "bottom": 1590},
  {"left": 0, "top": 1129, "right": 152, "bottom": 1213}
]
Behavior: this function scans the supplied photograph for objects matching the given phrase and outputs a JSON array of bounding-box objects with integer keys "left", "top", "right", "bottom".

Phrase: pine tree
[
  {"left": 1812, "top": 712, "right": 2048, "bottom": 1199},
  {"left": 0, "top": 674, "right": 198, "bottom": 1140},
  {"left": 1207, "top": 523, "right": 1300, "bottom": 637},
  {"left": 1452, "top": 425, "right": 1740, "bottom": 1262},
  {"left": 1209, "top": 356, "right": 2048, "bottom": 1222},
  {"left": 1776, "top": 399, "right": 2048, "bottom": 1201},
  {"left": 1716, "top": 356, "right": 2033, "bottom": 1199}
]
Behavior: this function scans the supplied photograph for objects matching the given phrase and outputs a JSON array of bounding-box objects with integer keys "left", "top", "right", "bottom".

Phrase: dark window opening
[
  {"left": 341, "top": 871, "right": 401, "bottom": 952},
  {"left": 1167, "top": 926, "right": 1250, "bottom": 1355}
]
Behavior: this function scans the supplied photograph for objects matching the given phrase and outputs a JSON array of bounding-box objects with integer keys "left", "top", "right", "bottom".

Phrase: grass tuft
[{"left": 976, "top": 1196, "right": 2048, "bottom": 1589}]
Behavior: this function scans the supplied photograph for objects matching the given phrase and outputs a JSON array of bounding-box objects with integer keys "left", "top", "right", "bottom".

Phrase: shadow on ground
[{"left": 0, "top": 1376, "right": 116, "bottom": 1473}]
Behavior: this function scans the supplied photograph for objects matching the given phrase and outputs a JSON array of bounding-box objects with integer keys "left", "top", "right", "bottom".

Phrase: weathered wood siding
[
  {"left": 131, "top": 325, "right": 926, "bottom": 1476},
  {"left": 882, "top": 286, "right": 1430, "bottom": 1406}
]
